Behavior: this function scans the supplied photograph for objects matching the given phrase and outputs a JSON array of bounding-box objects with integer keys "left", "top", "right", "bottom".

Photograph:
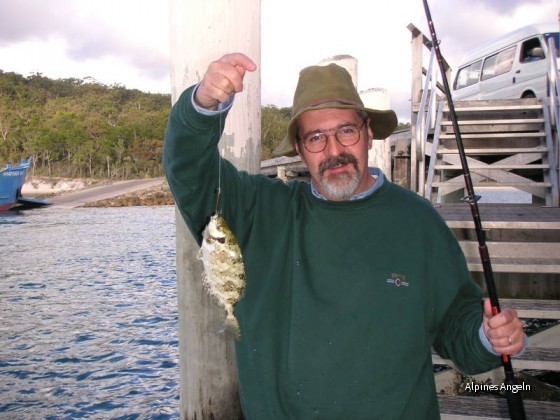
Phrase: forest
[{"left": 0, "top": 71, "right": 407, "bottom": 179}]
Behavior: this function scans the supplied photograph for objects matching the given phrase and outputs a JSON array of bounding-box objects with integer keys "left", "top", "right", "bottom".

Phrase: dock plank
[
  {"left": 438, "top": 394, "right": 560, "bottom": 420},
  {"left": 500, "top": 299, "right": 560, "bottom": 319},
  {"left": 433, "top": 347, "right": 560, "bottom": 371},
  {"left": 435, "top": 203, "right": 560, "bottom": 229},
  {"left": 466, "top": 258, "right": 560, "bottom": 273}
]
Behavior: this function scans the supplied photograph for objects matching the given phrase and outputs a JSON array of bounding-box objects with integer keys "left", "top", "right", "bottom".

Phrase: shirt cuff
[
  {"left": 191, "top": 83, "right": 234, "bottom": 115},
  {"left": 479, "top": 324, "right": 528, "bottom": 358}
]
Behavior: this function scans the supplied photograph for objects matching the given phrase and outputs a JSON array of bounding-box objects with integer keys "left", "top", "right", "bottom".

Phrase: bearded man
[{"left": 164, "top": 53, "right": 526, "bottom": 419}]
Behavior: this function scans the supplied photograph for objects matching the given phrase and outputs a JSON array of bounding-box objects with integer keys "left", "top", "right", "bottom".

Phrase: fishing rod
[{"left": 421, "top": 1, "right": 526, "bottom": 419}]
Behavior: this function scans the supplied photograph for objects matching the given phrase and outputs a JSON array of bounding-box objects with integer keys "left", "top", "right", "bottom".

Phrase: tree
[{"left": 261, "top": 105, "right": 292, "bottom": 160}]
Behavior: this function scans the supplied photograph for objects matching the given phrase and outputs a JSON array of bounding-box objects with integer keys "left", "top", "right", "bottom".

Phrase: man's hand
[
  {"left": 195, "top": 53, "right": 257, "bottom": 110},
  {"left": 483, "top": 298, "right": 526, "bottom": 356}
]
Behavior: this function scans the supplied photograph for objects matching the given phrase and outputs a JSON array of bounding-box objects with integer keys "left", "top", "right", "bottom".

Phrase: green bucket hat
[{"left": 272, "top": 63, "right": 398, "bottom": 157}]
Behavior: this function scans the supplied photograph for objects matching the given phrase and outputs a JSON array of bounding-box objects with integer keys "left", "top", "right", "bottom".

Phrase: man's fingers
[
  {"left": 196, "top": 53, "right": 257, "bottom": 109},
  {"left": 218, "top": 53, "right": 257, "bottom": 74},
  {"left": 213, "top": 54, "right": 257, "bottom": 92}
]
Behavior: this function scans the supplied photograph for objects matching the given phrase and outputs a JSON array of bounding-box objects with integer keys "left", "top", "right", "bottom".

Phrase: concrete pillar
[
  {"left": 360, "top": 88, "right": 393, "bottom": 180},
  {"left": 168, "top": 0, "right": 261, "bottom": 418}
]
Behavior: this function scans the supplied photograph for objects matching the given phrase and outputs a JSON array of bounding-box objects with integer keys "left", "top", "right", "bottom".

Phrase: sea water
[{"left": 0, "top": 206, "right": 179, "bottom": 419}]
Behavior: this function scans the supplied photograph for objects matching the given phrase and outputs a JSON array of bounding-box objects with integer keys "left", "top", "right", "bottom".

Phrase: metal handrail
[
  {"left": 547, "top": 37, "right": 560, "bottom": 195},
  {"left": 416, "top": 48, "right": 436, "bottom": 161},
  {"left": 415, "top": 48, "right": 439, "bottom": 195}
]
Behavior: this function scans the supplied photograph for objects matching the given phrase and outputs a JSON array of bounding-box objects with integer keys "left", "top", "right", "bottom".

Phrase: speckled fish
[{"left": 197, "top": 212, "right": 245, "bottom": 339}]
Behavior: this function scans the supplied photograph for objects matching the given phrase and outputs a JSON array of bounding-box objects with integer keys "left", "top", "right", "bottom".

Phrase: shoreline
[{"left": 22, "top": 176, "right": 174, "bottom": 208}]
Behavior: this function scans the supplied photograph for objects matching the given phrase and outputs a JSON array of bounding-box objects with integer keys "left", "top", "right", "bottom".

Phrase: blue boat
[{"left": 0, "top": 157, "right": 51, "bottom": 211}]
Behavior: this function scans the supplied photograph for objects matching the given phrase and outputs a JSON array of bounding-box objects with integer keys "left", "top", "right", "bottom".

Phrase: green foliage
[
  {"left": 397, "top": 122, "right": 411, "bottom": 131},
  {"left": 261, "top": 105, "right": 292, "bottom": 160},
  {"left": 0, "top": 70, "right": 409, "bottom": 178},
  {"left": 0, "top": 70, "right": 171, "bottom": 179}
]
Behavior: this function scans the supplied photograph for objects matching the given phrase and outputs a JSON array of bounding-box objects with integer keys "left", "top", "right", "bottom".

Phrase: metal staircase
[{"left": 424, "top": 98, "right": 559, "bottom": 206}]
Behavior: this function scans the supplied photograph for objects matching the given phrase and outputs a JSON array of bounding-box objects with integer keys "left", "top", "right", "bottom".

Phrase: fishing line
[{"left": 215, "top": 105, "right": 223, "bottom": 214}]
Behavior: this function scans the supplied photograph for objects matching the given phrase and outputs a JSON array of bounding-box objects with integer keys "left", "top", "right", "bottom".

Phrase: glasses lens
[
  {"left": 336, "top": 126, "right": 360, "bottom": 146},
  {"left": 303, "top": 133, "right": 327, "bottom": 152},
  {"left": 302, "top": 120, "right": 365, "bottom": 153}
]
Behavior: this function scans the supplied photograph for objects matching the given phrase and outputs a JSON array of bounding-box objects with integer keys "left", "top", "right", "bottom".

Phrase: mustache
[{"left": 319, "top": 153, "right": 359, "bottom": 176}]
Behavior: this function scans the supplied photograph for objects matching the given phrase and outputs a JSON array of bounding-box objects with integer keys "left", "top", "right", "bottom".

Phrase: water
[{"left": 0, "top": 206, "right": 179, "bottom": 419}]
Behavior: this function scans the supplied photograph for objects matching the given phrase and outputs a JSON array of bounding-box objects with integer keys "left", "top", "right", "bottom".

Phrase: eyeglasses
[{"left": 300, "top": 119, "right": 367, "bottom": 153}]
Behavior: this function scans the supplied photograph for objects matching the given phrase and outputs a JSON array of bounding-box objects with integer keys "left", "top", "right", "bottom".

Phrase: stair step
[
  {"left": 444, "top": 104, "right": 543, "bottom": 112},
  {"left": 433, "top": 347, "right": 560, "bottom": 371},
  {"left": 427, "top": 98, "right": 556, "bottom": 206},
  {"left": 438, "top": 394, "right": 560, "bottom": 419},
  {"left": 439, "top": 203, "right": 560, "bottom": 229},
  {"left": 441, "top": 118, "right": 545, "bottom": 126},
  {"left": 500, "top": 299, "right": 560, "bottom": 319},
  {"left": 432, "top": 182, "right": 552, "bottom": 188},
  {"left": 438, "top": 147, "right": 548, "bottom": 154},
  {"left": 460, "top": 241, "right": 560, "bottom": 273},
  {"left": 466, "top": 257, "right": 560, "bottom": 273},
  {"left": 434, "top": 164, "right": 549, "bottom": 170},
  {"left": 439, "top": 132, "right": 544, "bottom": 140}
]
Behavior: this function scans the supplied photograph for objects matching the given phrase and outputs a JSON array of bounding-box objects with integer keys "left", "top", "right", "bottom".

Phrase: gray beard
[
  {"left": 318, "top": 170, "right": 361, "bottom": 200},
  {"left": 317, "top": 153, "right": 361, "bottom": 200}
]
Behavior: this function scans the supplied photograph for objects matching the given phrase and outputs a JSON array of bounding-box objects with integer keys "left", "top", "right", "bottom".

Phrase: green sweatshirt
[{"left": 164, "top": 86, "right": 501, "bottom": 419}]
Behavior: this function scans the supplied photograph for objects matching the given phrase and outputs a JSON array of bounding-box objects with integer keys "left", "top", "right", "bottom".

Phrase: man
[{"left": 164, "top": 53, "right": 526, "bottom": 419}]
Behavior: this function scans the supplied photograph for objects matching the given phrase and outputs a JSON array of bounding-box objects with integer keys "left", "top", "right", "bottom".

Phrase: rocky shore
[
  {"left": 23, "top": 176, "right": 175, "bottom": 207},
  {"left": 82, "top": 183, "right": 175, "bottom": 207}
]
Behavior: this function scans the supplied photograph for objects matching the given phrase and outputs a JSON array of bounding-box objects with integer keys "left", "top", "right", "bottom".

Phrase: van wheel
[{"left": 521, "top": 92, "right": 536, "bottom": 98}]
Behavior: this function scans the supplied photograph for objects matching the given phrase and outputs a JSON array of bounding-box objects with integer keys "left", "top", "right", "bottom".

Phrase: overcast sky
[{"left": 0, "top": 0, "right": 557, "bottom": 122}]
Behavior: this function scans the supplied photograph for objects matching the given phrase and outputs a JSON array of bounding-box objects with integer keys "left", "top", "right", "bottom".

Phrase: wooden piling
[{"left": 168, "top": 1, "right": 261, "bottom": 418}]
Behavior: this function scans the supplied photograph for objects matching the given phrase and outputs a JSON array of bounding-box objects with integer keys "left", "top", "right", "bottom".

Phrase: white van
[{"left": 452, "top": 22, "right": 559, "bottom": 100}]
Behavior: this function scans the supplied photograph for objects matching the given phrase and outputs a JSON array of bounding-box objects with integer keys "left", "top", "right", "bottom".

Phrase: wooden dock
[
  {"left": 433, "top": 203, "right": 560, "bottom": 419},
  {"left": 438, "top": 394, "right": 560, "bottom": 420}
]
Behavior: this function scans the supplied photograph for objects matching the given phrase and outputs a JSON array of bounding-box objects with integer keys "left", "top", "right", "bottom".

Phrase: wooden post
[
  {"left": 393, "top": 135, "right": 411, "bottom": 188},
  {"left": 168, "top": 1, "right": 261, "bottom": 418}
]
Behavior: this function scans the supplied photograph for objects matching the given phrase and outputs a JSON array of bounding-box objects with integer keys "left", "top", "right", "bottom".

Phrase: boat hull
[{"left": 0, "top": 157, "right": 32, "bottom": 211}]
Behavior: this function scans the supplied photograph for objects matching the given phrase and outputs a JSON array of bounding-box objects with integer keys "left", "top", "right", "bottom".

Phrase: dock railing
[
  {"left": 415, "top": 47, "right": 439, "bottom": 197},
  {"left": 408, "top": 22, "right": 452, "bottom": 195}
]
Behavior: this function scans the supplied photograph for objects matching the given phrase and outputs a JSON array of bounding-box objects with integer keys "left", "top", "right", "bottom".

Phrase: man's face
[{"left": 295, "top": 108, "right": 374, "bottom": 201}]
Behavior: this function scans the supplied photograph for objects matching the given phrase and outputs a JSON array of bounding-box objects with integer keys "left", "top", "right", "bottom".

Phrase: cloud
[
  {"left": 0, "top": 0, "right": 169, "bottom": 86},
  {"left": 0, "top": 0, "right": 64, "bottom": 42},
  {"left": 0, "top": 0, "right": 557, "bottom": 116}
]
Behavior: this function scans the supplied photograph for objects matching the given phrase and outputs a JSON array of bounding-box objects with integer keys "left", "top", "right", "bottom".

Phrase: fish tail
[{"left": 224, "top": 312, "right": 241, "bottom": 340}]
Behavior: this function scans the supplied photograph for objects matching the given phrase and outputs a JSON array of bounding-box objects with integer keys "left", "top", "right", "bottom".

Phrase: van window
[
  {"left": 520, "top": 37, "right": 545, "bottom": 62},
  {"left": 454, "top": 60, "right": 482, "bottom": 90},
  {"left": 481, "top": 45, "right": 516, "bottom": 81}
]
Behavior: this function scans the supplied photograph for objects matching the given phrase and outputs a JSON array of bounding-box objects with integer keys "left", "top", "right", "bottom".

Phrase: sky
[{"left": 0, "top": 0, "right": 557, "bottom": 123}]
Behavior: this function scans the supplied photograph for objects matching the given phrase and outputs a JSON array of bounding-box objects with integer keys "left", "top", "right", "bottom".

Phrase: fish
[{"left": 197, "top": 212, "right": 246, "bottom": 339}]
